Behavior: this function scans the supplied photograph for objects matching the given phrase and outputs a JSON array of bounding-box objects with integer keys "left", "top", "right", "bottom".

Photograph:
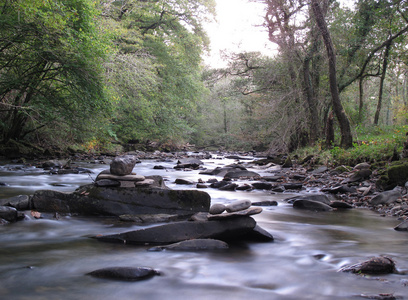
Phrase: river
[{"left": 1, "top": 155, "right": 408, "bottom": 299}]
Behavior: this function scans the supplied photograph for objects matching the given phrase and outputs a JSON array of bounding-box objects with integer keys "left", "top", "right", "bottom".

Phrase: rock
[
  {"left": 261, "top": 176, "right": 282, "bottom": 182},
  {"left": 285, "top": 194, "right": 331, "bottom": 205},
  {"left": 354, "top": 162, "right": 370, "bottom": 170},
  {"left": 96, "top": 173, "right": 145, "bottom": 182},
  {"left": 293, "top": 200, "right": 333, "bottom": 211},
  {"left": 175, "top": 158, "right": 203, "bottom": 169},
  {"left": 209, "top": 203, "right": 226, "bottom": 215},
  {"left": 95, "top": 179, "right": 120, "bottom": 187},
  {"left": 207, "top": 207, "right": 262, "bottom": 220},
  {"left": 196, "top": 183, "right": 208, "bottom": 188},
  {"left": 282, "top": 157, "right": 293, "bottom": 168},
  {"left": 235, "top": 184, "right": 252, "bottom": 191},
  {"left": 218, "top": 183, "right": 238, "bottom": 191},
  {"left": 31, "top": 185, "right": 210, "bottom": 217},
  {"left": 251, "top": 200, "right": 278, "bottom": 206},
  {"left": 226, "top": 200, "right": 251, "bottom": 212},
  {"left": 370, "top": 188, "right": 401, "bottom": 206},
  {"left": 339, "top": 256, "right": 396, "bottom": 274},
  {"left": 110, "top": 155, "right": 138, "bottom": 176},
  {"left": 324, "top": 185, "right": 356, "bottom": 194},
  {"left": 119, "top": 214, "right": 180, "bottom": 223},
  {"left": 0, "top": 195, "right": 30, "bottom": 210},
  {"left": 87, "top": 266, "right": 160, "bottom": 281},
  {"left": 330, "top": 201, "right": 353, "bottom": 209},
  {"left": 252, "top": 182, "right": 273, "bottom": 190},
  {"left": 210, "top": 180, "right": 231, "bottom": 189},
  {"left": 394, "top": 220, "right": 408, "bottom": 231},
  {"left": 223, "top": 170, "right": 260, "bottom": 179},
  {"left": 175, "top": 178, "right": 194, "bottom": 185},
  {"left": 95, "top": 216, "right": 257, "bottom": 244},
  {"left": 311, "top": 166, "right": 328, "bottom": 174},
  {"left": 148, "top": 239, "right": 229, "bottom": 251},
  {"left": 0, "top": 206, "right": 18, "bottom": 222},
  {"left": 241, "top": 225, "right": 274, "bottom": 242},
  {"left": 282, "top": 183, "right": 302, "bottom": 190},
  {"left": 343, "top": 169, "right": 372, "bottom": 183}
]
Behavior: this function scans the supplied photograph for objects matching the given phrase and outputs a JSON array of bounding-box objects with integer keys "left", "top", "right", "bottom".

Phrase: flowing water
[{"left": 1, "top": 156, "right": 408, "bottom": 300}]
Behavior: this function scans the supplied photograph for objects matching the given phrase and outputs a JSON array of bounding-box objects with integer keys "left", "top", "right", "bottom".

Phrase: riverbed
[{"left": 1, "top": 156, "right": 408, "bottom": 299}]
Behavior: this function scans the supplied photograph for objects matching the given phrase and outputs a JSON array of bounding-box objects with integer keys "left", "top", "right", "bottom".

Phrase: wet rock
[
  {"left": 210, "top": 180, "right": 231, "bottom": 189},
  {"left": 311, "top": 165, "right": 328, "bottom": 174},
  {"left": 223, "top": 170, "right": 260, "bottom": 179},
  {"left": 96, "top": 172, "right": 145, "bottom": 182},
  {"left": 339, "top": 256, "right": 396, "bottom": 275},
  {"left": 209, "top": 203, "right": 226, "bottom": 215},
  {"left": 226, "top": 200, "right": 251, "bottom": 212},
  {"left": 175, "top": 158, "right": 203, "bottom": 169},
  {"left": 370, "top": 188, "right": 401, "bottom": 206},
  {"left": 330, "top": 201, "right": 353, "bottom": 209},
  {"left": 252, "top": 182, "right": 273, "bottom": 190},
  {"left": 394, "top": 220, "right": 408, "bottom": 231},
  {"left": 324, "top": 185, "right": 356, "bottom": 194},
  {"left": 235, "top": 184, "right": 252, "bottom": 191},
  {"left": 282, "top": 183, "right": 302, "bottom": 190},
  {"left": 31, "top": 185, "right": 210, "bottom": 217},
  {"left": 95, "top": 179, "right": 120, "bottom": 187},
  {"left": 207, "top": 207, "right": 262, "bottom": 220},
  {"left": 0, "top": 195, "right": 30, "bottom": 210},
  {"left": 196, "top": 183, "right": 208, "bottom": 188},
  {"left": 261, "top": 176, "right": 282, "bottom": 182},
  {"left": 218, "top": 183, "right": 238, "bottom": 191},
  {"left": 0, "top": 206, "right": 18, "bottom": 222},
  {"left": 293, "top": 200, "right": 333, "bottom": 211},
  {"left": 241, "top": 225, "right": 274, "bottom": 242},
  {"left": 95, "top": 217, "right": 257, "bottom": 244},
  {"left": 285, "top": 194, "right": 331, "bottom": 205},
  {"left": 175, "top": 178, "right": 194, "bottom": 185},
  {"left": 110, "top": 155, "right": 138, "bottom": 176},
  {"left": 251, "top": 200, "right": 278, "bottom": 206},
  {"left": 119, "top": 214, "right": 180, "bottom": 223},
  {"left": 87, "top": 266, "right": 160, "bottom": 281},
  {"left": 148, "top": 239, "right": 229, "bottom": 251}
]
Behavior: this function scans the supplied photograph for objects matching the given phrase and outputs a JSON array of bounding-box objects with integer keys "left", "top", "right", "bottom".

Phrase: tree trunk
[
  {"left": 303, "top": 57, "right": 320, "bottom": 144},
  {"left": 311, "top": 0, "right": 353, "bottom": 148},
  {"left": 374, "top": 40, "right": 392, "bottom": 125},
  {"left": 358, "top": 76, "right": 364, "bottom": 124}
]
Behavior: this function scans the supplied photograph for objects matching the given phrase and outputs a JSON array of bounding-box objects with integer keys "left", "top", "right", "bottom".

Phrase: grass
[{"left": 294, "top": 125, "right": 408, "bottom": 167}]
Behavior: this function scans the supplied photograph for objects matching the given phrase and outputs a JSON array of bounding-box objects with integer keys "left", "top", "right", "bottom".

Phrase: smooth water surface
[{"left": 1, "top": 157, "right": 408, "bottom": 300}]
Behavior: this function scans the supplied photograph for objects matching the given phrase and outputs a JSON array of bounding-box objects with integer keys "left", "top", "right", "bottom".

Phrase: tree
[
  {"left": 311, "top": 0, "right": 353, "bottom": 148},
  {"left": 0, "top": 0, "right": 111, "bottom": 144}
]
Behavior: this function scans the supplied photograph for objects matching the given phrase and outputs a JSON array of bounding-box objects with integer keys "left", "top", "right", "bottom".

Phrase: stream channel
[{"left": 1, "top": 155, "right": 408, "bottom": 299}]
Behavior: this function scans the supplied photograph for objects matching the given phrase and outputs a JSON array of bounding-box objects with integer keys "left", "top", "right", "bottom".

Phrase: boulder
[
  {"left": 110, "top": 155, "right": 138, "bottom": 176},
  {"left": 339, "top": 256, "right": 396, "bottom": 274},
  {"left": 252, "top": 182, "right": 273, "bottom": 190},
  {"left": 95, "top": 216, "right": 257, "bottom": 245},
  {"left": 293, "top": 199, "right": 333, "bottom": 211},
  {"left": 175, "top": 178, "right": 194, "bottom": 185},
  {"left": 0, "top": 195, "right": 30, "bottom": 210},
  {"left": 87, "top": 267, "right": 160, "bottom": 281},
  {"left": 0, "top": 206, "right": 18, "bottom": 222},
  {"left": 148, "top": 239, "right": 229, "bottom": 251},
  {"left": 285, "top": 194, "right": 331, "bottom": 205},
  {"left": 370, "top": 188, "right": 401, "bottom": 206},
  {"left": 31, "top": 184, "right": 210, "bottom": 217}
]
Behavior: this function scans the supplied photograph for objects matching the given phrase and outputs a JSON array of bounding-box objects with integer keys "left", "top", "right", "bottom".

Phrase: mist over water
[{"left": 1, "top": 157, "right": 408, "bottom": 299}]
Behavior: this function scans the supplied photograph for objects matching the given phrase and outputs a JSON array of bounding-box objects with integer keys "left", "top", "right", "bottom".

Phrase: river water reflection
[{"left": 1, "top": 157, "right": 408, "bottom": 299}]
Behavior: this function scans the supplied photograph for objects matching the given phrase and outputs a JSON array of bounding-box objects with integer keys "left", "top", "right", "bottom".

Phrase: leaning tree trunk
[{"left": 311, "top": 0, "right": 353, "bottom": 148}]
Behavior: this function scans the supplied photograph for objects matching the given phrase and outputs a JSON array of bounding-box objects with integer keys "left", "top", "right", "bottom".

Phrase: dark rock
[
  {"left": 31, "top": 185, "right": 210, "bottom": 217},
  {"left": 0, "top": 182, "right": 8, "bottom": 186},
  {"left": 119, "top": 214, "right": 180, "bottom": 223},
  {"left": 87, "top": 266, "right": 160, "bottom": 281},
  {"left": 370, "top": 189, "right": 401, "bottom": 206},
  {"left": 339, "top": 256, "right": 396, "bottom": 274},
  {"left": 210, "top": 180, "right": 231, "bottom": 189},
  {"left": 241, "top": 225, "right": 274, "bottom": 242},
  {"left": 285, "top": 194, "right": 331, "bottom": 205},
  {"left": 271, "top": 186, "right": 285, "bottom": 192},
  {"left": 252, "top": 182, "right": 273, "bottom": 190},
  {"left": 225, "top": 200, "right": 251, "bottom": 212},
  {"left": 261, "top": 176, "right": 282, "bottom": 182},
  {"left": 196, "top": 183, "right": 208, "bottom": 188},
  {"left": 153, "top": 165, "right": 166, "bottom": 170},
  {"left": 0, "top": 195, "right": 30, "bottom": 210},
  {"left": 95, "top": 179, "right": 120, "bottom": 187},
  {"left": 282, "top": 157, "right": 293, "bottom": 168},
  {"left": 394, "top": 220, "right": 408, "bottom": 231},
  {"left": 95, "top": 217, "right": 257, "bottom": 244},
  {"left": 251, "top": 200, "right": 278, "bottom": 206},
  {"left": 324, "top": 185, "right": 356, "bottom": 194},
  {"left": 330, "top": 201, "right": 353, "bottom": 209},
  {"left": 343, "top": 169, "right": 372, "bottom": 183},
  {"left": 293, "top": 199, "right": 333, "bottom": 211},
  {"left": 218, "top": 183, "right": 238, "bottom": 191},
  {"left": 223, "top": 170, "right": 260, "bottom": 179},
  {"left": 209, "top": 203, "right": 226, "bottom": 215},
  {"left": 177, "top": 158, "right": 203, "bottom": 166},
  {"left": 175, "top": 178, "right": 194, "bottom": 185},
  {"left": 282, "top": 183, "right": 302, "bottom": 190},
  {"left": 110, "top": 155, "right": 138, "bottom": 176},
  {"left": 148, "top": 239, "right": 229, "bottom": 251},
  {"left": 235, "top": 184, "right": 252, "bottom": 191},
  {"left": 0, "top": 206, "right": 18, "bottom": 222}
]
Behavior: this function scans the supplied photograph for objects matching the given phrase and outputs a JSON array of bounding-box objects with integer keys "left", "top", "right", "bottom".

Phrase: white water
[{"left": 1, "top": 156, "right": 408, "bottom": 299}]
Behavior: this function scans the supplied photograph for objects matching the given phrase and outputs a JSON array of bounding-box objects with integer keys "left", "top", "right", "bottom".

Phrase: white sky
[{"left": 203, "top": 0, "right": 277, "bottom": 67}]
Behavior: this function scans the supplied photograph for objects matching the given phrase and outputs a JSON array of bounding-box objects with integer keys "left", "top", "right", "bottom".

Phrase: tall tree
[{"left": 311, "top": 0, "right": 353, "bottom": 148}]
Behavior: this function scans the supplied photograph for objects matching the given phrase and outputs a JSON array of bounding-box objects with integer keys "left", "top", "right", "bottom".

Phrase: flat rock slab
[
  {"left": 31, "top": 185, "right": 210, "bottom": 217},
  {"left": 97, "top": 174, "right": 145, "bottom": 182},
  {"left": 148, "top": 239, "right": 229, "bottom": 251},
  {"left": 207, "top": 207, "right": 262, "bottom": 220},
  {"left": 87, "top": 266, "right": 160, "bottom": 281},
  {"left": 95, "top": 217, "right": 257, "bottom": 245}
]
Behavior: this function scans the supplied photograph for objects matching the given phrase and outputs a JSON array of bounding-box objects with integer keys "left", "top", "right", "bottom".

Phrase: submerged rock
[
  {"left": 87, "top": 266, "right": 160, "bottom": 281},
  {"left": 293, "top": 199, "right": 333, "bottom": 211}
]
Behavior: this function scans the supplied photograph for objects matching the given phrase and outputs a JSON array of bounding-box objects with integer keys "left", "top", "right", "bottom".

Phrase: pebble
[{"left": 225, "top": 200, "right": 251, "bottom": 213}]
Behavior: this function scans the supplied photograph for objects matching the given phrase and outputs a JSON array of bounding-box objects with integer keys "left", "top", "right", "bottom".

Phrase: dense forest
[{"left": 1, "top": 0, "right": 408, "bottom": 157}]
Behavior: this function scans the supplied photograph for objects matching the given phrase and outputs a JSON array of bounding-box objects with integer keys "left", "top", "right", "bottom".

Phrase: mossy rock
[
  {"left": 334, "top": 165, "right": 352, "bottom": 173},
  {"left": 376, "top": 161, "right": 408, "bottom": 190}
]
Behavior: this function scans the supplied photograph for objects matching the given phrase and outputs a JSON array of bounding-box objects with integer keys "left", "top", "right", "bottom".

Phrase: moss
[
  {"left": 335, "top": 165, "right": 352, "bottom": 173},
  {"left": 387, "top": 162, "right": 408, "bottom": 186}
]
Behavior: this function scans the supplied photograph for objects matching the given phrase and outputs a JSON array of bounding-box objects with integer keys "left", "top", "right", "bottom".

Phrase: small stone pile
[
  {"left": 95, "top": 155, "right": 154, "bottom": 188},
  {"left": 208, "top": 199, "right": 263, "bottom": 220}
]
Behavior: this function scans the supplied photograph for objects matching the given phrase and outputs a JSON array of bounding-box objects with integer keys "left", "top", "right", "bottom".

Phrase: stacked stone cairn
[{"left": 95, "top": 155, "right": 154, "bottom": 188}]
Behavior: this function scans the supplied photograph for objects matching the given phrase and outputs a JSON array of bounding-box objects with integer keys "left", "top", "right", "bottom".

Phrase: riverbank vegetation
[{"left": 1, "top": 0, "right": 408, "bottom": 166}]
